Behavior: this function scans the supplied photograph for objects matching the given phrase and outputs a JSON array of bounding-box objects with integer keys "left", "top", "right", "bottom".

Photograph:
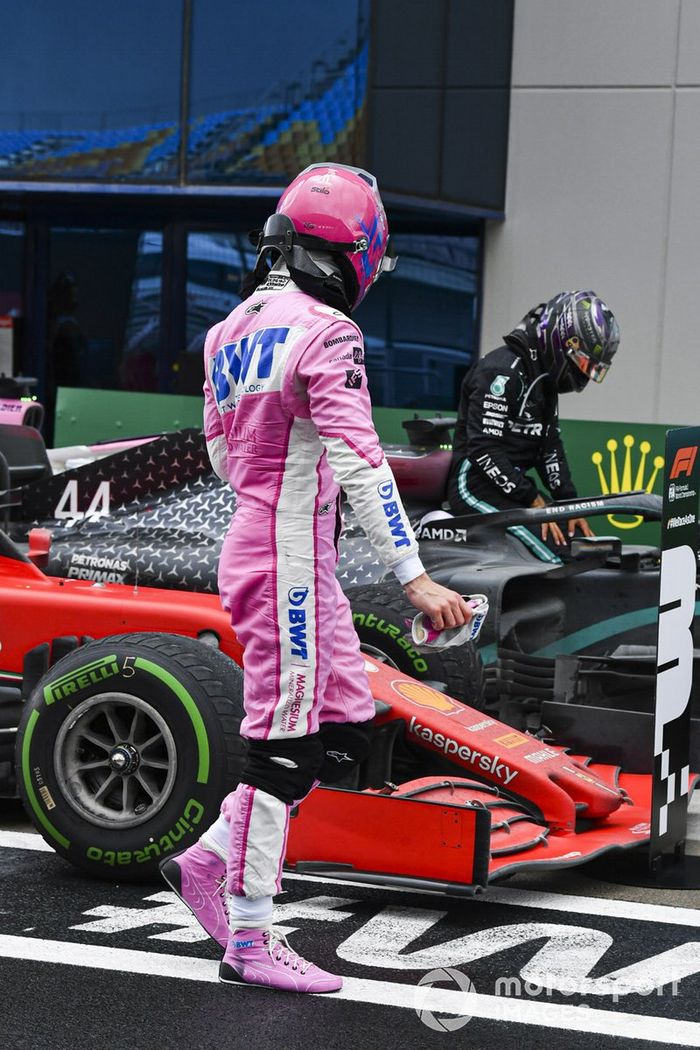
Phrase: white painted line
[
  {"left": 0, "top": 935, "right": 698, "bottom": 1046},
  {"left": 480, "top": 887, "right": 700, "bottom": 928},
  {"left": 0, "top": 831, "right": 52, "bottom": 852},
  {"left": 283, "top": 873, "right": 700, "bottom": 928},
  {"left": 3, "top": 831, "right": 700, "bottom": 928}
]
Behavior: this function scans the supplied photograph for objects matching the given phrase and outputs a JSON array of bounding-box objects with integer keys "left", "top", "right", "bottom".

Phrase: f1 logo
[{"left": 670, "top": 446, "right": 698, "bottom": 479}]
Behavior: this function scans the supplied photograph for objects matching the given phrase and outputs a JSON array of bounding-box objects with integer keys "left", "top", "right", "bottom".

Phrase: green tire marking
[
  {"left": 21, "top": 709, "right": 70, "bottom": 850},
  {"left": 45, "top": 655, "right": 117, "bottom": 690},
  {"left": 44, "top": 655, "right": 119, "bottom": 705},
  {"left": 134, "top": 657, "right": 210, "bottom": 784}
]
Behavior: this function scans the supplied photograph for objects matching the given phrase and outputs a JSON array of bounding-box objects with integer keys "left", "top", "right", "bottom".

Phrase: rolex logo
[{"left": 591, "top": 435, "right": 664, "bottom": 529}]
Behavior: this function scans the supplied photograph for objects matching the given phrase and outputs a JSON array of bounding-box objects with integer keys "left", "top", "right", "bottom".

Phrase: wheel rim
[
  {"left": 54, "top": 692, "right": 178, "bottom": 830},
  {"left": 359, "top": 642, "right": 400, "bottom": 670}
]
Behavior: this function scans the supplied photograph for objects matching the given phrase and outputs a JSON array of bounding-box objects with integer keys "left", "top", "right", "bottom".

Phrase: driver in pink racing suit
[{"left": 161, "top": 164, "right": 471, "bottom": 994}]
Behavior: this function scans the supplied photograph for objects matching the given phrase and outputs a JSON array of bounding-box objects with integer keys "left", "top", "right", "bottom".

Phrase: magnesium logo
[
  {"left": 392, "top": 679, "right": 463, "bottom": 716},
  {"left": 670, "top": 446, "right": 698, "bottom": 480},
  {"left": 44, "top": 656, "right": 119, "bottom": 704},
  {"left": 377, "top": 479, "right": 410, "bottom": 549},
  {"left": 591, "top": 434, "right": 664, "bottom": 529},
  {"left": 288, "top": 587, "right": 309, "bottom": 661}
]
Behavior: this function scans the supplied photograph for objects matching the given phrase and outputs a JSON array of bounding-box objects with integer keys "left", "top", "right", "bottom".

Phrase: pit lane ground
[{"left": 2, "top": 799, "right": 700, "bottom": 1050}]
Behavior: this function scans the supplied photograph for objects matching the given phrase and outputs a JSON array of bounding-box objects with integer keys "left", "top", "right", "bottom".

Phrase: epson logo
[{"left": 288, "top": 587, "right": 309, "bottom": 660}]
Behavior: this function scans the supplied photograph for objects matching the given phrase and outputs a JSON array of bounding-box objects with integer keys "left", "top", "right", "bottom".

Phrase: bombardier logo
[
  {"left": 288, "top": 587, "right": 309, "bottom": 660},
  {"left": 377, "top": 480, "right": 411, "bottom": 549},
  {"left": 408, "top": 716, "right": 519, "bottom": 786},
  {"left": 323, "top": 333, "right": 359, "bottom": 349}
]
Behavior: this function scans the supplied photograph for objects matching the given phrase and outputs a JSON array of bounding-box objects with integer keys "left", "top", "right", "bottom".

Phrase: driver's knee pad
[
  {"left": 318, "top": 719, "right": 373, "bottom": 784},
  {"left": 241, "top": 734, "right": 324, "bottom": 805}
]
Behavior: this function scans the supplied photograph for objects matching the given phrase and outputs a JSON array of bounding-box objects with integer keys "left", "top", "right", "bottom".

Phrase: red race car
[{"left": 1, "top": 528, "right": 661, "bottom": 890}]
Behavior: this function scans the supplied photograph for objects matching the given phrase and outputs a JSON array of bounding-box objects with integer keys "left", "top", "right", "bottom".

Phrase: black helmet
[{"left": 535, "top": 290, "right": 620, "bottom": 392}]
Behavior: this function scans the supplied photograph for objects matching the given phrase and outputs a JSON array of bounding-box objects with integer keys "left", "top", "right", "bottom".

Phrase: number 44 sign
[
  {"left": 650, "top": 428, "right": 700, "bottom": 858},
  {"left": 53, "top": 479, "right": 111, "bottom": 521}
]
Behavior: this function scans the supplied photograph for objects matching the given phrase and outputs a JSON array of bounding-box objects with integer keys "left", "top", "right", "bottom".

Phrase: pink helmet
[{"left": 275, "top": 163, "right": 395, "bottom": 310}]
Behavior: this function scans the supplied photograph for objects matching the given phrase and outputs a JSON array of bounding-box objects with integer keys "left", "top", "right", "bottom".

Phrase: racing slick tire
[
  {"left": 16, "top": 633, "right": 245, "bottom": 881},
  {"left": 346, "top": 582, "right": 485, "bottom": 709}
]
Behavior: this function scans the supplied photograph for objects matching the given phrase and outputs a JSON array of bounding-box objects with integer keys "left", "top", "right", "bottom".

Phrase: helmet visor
[
  {"left": 566, "top": 345, "right": 611, "bottom": 384},
  {"left": 378, "top": 241, "right": 398, "bottom": 273}
]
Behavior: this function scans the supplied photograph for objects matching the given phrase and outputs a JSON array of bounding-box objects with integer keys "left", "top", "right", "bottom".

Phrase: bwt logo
[
  {"left": 377, "top": 479, "right": 411, "bottom": 549},
  {"left": 670, "top": 446, "right": 698, "bottom": 480},
  {"left": 288, "top": 587, "right": 309, "bottom": 660},
  {"left": 211, "top": 326, "right": 291, "bottom": 403}
]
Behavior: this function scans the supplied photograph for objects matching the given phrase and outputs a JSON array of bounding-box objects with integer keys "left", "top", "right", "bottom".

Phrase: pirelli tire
[
  {"left": 16, "top": 633, "right": 245, "bottom": 882},
  {"left": 346, "top": 582, "right": 485, "bottom": 709}
]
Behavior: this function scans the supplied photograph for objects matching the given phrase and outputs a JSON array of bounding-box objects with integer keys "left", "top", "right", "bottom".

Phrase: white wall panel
[
  {"left": 658, "top": 89, "right": 700, "bottom": 423},
  {"left": 511, "top": 0, "right": 679, "bottom": 87},
  {"left": 481, "top": 88, "right": 673, "bottom": 423},
  {"left": 677, "top": 0, "right": 700, "bottom": 83}
]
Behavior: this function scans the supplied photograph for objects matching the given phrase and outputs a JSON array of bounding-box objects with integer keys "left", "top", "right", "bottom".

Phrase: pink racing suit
[{"left": 202, "top": 272, "right": 424, "bottom": 900}]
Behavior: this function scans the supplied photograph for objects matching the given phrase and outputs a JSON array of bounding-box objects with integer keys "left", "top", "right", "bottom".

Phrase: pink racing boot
[
  {"left": 219, "top": 926, "right": 343, "bottom": 993},
  {"left": 160, "top": 842, "right": 228, "bottom": 948}
]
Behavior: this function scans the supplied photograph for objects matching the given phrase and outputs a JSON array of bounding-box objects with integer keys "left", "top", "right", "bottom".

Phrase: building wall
[{"left": 481, "top": 0, "right": 699, "bottom": 425}]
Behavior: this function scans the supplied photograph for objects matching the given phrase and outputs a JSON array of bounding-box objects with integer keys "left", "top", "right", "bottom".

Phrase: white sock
[
  {"left": 199, "top": 814, "right": 230, "bottom": 861},
  {"left": 228, "top": 893, "right": 274, "bottom": 930}
]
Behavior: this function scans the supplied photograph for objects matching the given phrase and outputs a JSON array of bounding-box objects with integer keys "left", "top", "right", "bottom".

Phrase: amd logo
[{"left": 418, "top": 525, "right": 468, "bottom": 543}]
